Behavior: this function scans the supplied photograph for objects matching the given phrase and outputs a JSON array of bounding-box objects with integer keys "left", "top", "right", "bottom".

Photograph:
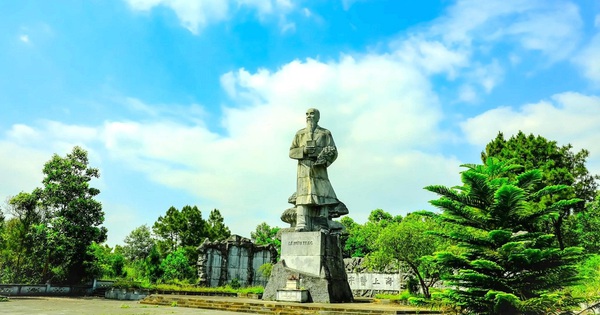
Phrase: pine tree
[{"left": 424, "top": 158, "right": 584, "bottom": 314}]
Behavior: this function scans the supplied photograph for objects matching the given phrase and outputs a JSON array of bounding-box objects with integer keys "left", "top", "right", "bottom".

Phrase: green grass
[{"left": 151, "top": 283, "right": 264, "bottom": 295}]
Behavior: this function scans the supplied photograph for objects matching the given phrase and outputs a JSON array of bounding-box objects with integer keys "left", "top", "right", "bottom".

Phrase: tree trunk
[
  {"left": 554, "top": 216, "right": 565, "bottom": 250},
  {"left": 407, "top": 261, "right": 430, "bottom": 299}
]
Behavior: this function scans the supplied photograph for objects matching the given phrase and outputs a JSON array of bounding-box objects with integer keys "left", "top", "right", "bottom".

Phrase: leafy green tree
[
  {"left": 251, "top": 222, "right": 281, "bottom": 256},
  {"left": 368, "top": 213, "right": 451, "bottom": 298},
  {"left": 122, "top": 224, "right": 155, "bottom": 262},
  {"left": 575, "top": 192, "right": 600, "bottom": 253},
  {"left": 206, "top": 209, "right": 231, "bottom": 241},
  {"left": 2, "top": 191, "right": 44, "bottom": 283},
  {"left": 153, "top": 206, "right": 227, "bottom": 256},
  {"left": 425, "top": 158, "right": 584, "bottom": 314},
  {"left": 85, "top": 242, "right": 126, "bottom": 279},
  {"left": 160, "top": 247, "right": 196, "bottom": 282},
  {"left": 341, "top": 209, "right": 401, "bottom": 258},
  {"left": 482, "top": 131, "right": 599, "bottom": 249},
  {"left": 39, "top": 146, "right": 107, "bottom": 283},
  {"left": 143, "top": 244, "right": 163, "bottom": 283}
]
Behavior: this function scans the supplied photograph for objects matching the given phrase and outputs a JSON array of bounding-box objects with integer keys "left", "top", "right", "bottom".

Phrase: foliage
[
  {"left": 375, "top": 290, "right": 413, "bottom": 302},
  {"left": 258, "top": 263, "right": 273, "bottom": 278},
  {"left": 40, "top": 146, "right": 107, "bottom": 283},
  {"left": 367, "top": 212, "right": 452, "bottom": 298},
  {"left": 153, "top": 206, "right": 187, "bottom": 254},
  {"left": 482, "top": 132, "right": 599, "bottom": 249},
  {"left": 229, "top": 278, "right": 241, "bottom": 289},
  {"left": 424, "top": 158, "right": 585, "bottom": 315},
  {"left": 206, "top": 209, "right": 231, "bottom": 241},
  {"left": 159, "top": 247, "right": 196, "bottom": 283},
  {"left": 0, "top": 146, "right": 106, "bottom": 284},
  {"left": 86, "top": 242, "right": 126, "bottom": 279},
  {"left": 143, "top": 244, "right": 163, "bottom": 283},
  {"left": 122, "top": 224, "right": 154, "bottom": 262},
  {"left": 0, "top": 191, "right": 45, "bottom": 283},
  {"left": 112, "top": 278, "right": 147, "bottom": 289},
  {"left": 153, "top": 206, "right": 230, "bottom": 257},
  {"left": 151, "top": 283, "right": 264, "bottom": 294},
  {"left": 575, "top": 193, "right": 600, "bottom": 253},
  {"left": 251, "top": 222, "right": 281, "bottom": 256},
  {"left": 341, "top": 209, "right": 401, "bottom": 258},
  {"left": 571, "top": 254, "right": 600, "bottom": 310}
]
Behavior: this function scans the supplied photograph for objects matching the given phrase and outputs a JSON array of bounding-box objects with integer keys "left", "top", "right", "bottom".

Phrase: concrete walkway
[
  {"left": 141, "top": 294, "right": 443, "bottom": 314},
  {"left": 1, "top": 296, "right": 245, "bottom": 315}
]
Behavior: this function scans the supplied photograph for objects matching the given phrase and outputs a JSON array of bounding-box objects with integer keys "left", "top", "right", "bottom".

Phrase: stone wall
[
  {"left": 0, "top": 280, "right": 114, "bottom": 296},
  {"left": 344, "top": 257, "right": 411, "bottom": 297},
  {"left": 197, "top": 235, "right": 277, "bottom": 287}
]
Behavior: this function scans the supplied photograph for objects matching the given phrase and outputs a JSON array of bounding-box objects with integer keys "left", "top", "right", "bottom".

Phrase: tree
[
  {"left": 368, "top": 213, "right": 451, "bottom": 298},
  {"left": 424, "top": 158, "right": 584, "bottom": 314},
  {"left": 341, "top": 209, "right": 401, "bottom": 258},
  {"left": 575, "top": 192, "right": 600, "bottom": 253},
  {"left": 160, "top": 247, "right": 196, "bottom": 282},
  {"left": 206, "top": 209, "right": 231, "bottom": 241},
  {"left": 2, "top": 191, "right": 44, "bottom": 283},
  {"left": 39, "top": 146, "right": 107, "bottom": 283},
  {"left": 482, "top": 131, "right": 599, "bottom": 249},
  {"left": 122, "top": 225, "right": 155, "bottom": 262},
  {"left": 153, "top": 206, "right": 184, "bottom": 254},
  {"left": 251, "top": 222, "right": 281, "bottom": 256},
  {"left": 86, "top": 242, "right": 126, "bottom": 279},
  {"left": 180, "top": 205, "right": 208, "bottom": 247},
  {"left": 152, "top": 206, "right": 226, "bottom": 256},
  {"left": 143, "top": 244, "right": 163, "bottom": 283}
]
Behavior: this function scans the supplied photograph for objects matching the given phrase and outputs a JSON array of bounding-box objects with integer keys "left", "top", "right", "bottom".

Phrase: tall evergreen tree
[
  {"left": 206, "top": 209, "right": 231, "bottom": 241},
  {"left": 424, "top": 158, "right": 584, "bottom": 314},
  {"left": 482, "top": 131, "right": 599, "bottom": 249}
]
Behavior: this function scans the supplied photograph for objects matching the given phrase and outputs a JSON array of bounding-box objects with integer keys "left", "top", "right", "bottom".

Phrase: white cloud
[
  {"left": 573, "top": 32, "right": 600, "bottom": 86},
  {"left": 384, "top": 0, "right": 582, "bottom": 103},
  {"left": 124, "top": 0, "right": 295, "bottom": 34},
  {"left": 0, "top": 142, "right": 48, "bottom": 207},
  {"left": 427, "top": 0, "right": 582, "bottom": 62},
  {"left": 467, "top": 60, "right": 503, "bottom": 94},
  {"left": 392, "top": 37, "right": 469, "bottom": 79},
  {"left": 0, "top": 50, "right": 465, "bottom": 240},
  {"left": 460, "top": 92, "right": 600, "bottom": 175}
]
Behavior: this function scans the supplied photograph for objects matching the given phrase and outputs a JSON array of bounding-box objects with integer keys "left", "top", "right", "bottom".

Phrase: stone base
[
  {"left": 263, "top": 232, "right": 353, "bottom": 303},
  {"left": 276, "top": 289, "right": 309, "bottom": 302}
]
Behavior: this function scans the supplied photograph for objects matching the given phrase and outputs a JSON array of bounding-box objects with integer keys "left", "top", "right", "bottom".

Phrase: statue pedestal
[{"left": 263, "top": 231, "right": 353, "bottom": 303}]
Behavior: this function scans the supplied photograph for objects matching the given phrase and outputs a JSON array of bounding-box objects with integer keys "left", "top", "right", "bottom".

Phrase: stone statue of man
[{"left": 289, "top": 108, "right": 340, "bottom": 232}]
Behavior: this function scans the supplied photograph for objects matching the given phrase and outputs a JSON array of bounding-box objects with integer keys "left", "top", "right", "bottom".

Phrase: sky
[{"left": 1, "top": 0, "right": 600, "bottom": 246}]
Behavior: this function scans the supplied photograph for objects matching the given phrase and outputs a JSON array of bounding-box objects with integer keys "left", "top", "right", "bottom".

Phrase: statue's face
[{"left": 306, "top": 108, "right": 320, "bottom": 123}]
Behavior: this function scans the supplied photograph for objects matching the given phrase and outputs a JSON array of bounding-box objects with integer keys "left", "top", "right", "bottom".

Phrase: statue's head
[{"left": 306, "top": 108, "right": 320, "bottom": 124}]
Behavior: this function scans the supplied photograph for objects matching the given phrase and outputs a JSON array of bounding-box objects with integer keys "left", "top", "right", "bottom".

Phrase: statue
[
  {"left": 263, "top": 109, "right": 353, "bottom": 303},
  {"left": 287, "top": 108, "right": 347, "bottom": 233}
]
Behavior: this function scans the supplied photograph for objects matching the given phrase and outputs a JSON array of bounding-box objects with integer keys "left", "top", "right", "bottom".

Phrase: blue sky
[{"left": 1, "top": 0, "right": 600, "bottom": 246}]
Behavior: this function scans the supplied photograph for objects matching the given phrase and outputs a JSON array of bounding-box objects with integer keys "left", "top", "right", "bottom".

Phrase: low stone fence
[
  {"left": 0, "top": 284, "right": 92, "bottom": 296},
  {"left": 105, "top": 287, "right": 150, "bottom": 300},
  {"left": 0, "top": 279, "right": 115, "bottom": 297}
]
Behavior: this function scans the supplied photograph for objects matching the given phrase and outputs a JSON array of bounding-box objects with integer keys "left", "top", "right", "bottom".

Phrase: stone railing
[{"left": 0, "top": 279, "right": 115, "bottom": 297}]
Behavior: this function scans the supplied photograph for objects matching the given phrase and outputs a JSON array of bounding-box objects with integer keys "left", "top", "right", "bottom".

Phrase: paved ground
[{"left": 1, "top": 297, "right": 247, "bottom": 315}]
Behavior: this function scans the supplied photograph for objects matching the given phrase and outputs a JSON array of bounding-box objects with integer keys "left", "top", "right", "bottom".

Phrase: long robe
[{"left": 289, "top": 126, "right": 338, "bottom": 206}]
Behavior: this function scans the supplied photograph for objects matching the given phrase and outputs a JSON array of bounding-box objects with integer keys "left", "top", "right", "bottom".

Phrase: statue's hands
[{"left": 303, "top": 146, "right": 316, "bottom": 156}]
